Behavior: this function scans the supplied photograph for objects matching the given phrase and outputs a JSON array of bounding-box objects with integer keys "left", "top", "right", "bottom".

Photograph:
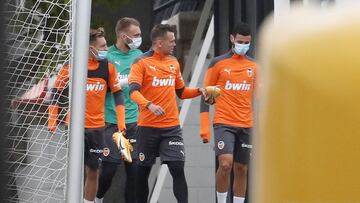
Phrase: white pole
[
  {"left": 335, "top": 0, "right": 360, "bottom": 6},
  {"left": 179, "top": 15, "right": 214, "bottom": 125},
  {"left": 66, "top": 0, "right": 91, "bottom": 202},
  {"left": 274, "top": 0, "right": 291, "bottom": 22}
]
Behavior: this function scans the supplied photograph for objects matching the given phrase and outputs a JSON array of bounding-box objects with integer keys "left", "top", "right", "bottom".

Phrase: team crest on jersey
[
  {"left": 247, "top": 68, "right": 253, "bottom": 77},
  {"left": 169, "top": 65, "right": 176, "bottom": 73},
  {"left": 103, "top": 148, "right": 110, "bottom": 157},
  {"left": 217, "top": 141, "right": 225, "bottom": 150},
  {"left": 139, "top": 153, "right": 145, "bottom": 162}
]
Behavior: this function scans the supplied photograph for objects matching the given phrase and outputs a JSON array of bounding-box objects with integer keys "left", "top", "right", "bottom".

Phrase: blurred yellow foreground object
[{"left": 254, "top": 4, "right": 360, "bottom": 203}]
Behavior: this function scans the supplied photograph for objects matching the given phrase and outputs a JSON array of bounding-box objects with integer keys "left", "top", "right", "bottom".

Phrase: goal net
[{"left": 4, "top": 0, "right": 73, "bottom": 202}]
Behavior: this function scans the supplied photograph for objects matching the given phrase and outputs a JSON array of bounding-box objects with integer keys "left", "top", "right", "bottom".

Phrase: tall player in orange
[
  {"left": 47, "top": 28, "right": 126, "bottom": 203},
  {"left": 128, "top": 24, "right": 207, "bottom": 203},
  {"left": 200, "top": 22, "right": 258, "bottom": 203}
]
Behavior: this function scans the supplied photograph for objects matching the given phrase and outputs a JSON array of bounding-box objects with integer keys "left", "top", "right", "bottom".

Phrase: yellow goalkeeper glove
[
  {"left": 112, "top": 131, "right": 133, "bottom": 163},
  {"left": 204, "top": 86, "right": 221, "bottom": 105}
]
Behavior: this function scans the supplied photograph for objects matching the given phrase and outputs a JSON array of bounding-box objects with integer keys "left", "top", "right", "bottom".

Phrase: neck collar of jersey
[
  {"left": 231, "top": 51, "right": 246, "bottom": 60},
  {"left": 152, "top": 50, "right": 168, "bottom": 59},
  {"left": 115, "top": 42, "right": 130, "bottom": 54},
  {"left": 88, "top": 57, "right": 98, "bottom": 63}
]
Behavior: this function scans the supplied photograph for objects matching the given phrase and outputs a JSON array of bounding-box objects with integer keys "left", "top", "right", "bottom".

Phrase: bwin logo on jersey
[
  {"left": 152, "top": 76, "right": 175, "bottom": 87},
  {"left": 117, "top": 73, "right": 129, "bottom": 80},
  {"left": 86, "top": 82, "right": 105, "bottom": 91},
  {"left": 225, "top": 80, "right": 251, "bottom": 91}
]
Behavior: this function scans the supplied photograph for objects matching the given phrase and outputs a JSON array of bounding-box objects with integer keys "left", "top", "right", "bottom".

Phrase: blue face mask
[
  {"left": 96, "top": 50, "right": 108, "bottom": 60},
  {"left": 233, "top": 42, "right": 250, "bottom": 55}
]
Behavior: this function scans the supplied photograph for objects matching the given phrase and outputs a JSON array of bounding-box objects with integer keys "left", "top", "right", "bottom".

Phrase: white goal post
[{"left": 4, "top": 0, "right": 91, "bottom": 202}]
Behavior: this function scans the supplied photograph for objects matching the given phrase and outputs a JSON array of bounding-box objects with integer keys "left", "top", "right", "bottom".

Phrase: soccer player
[
  {"left": 128, "top": 24, "right": 207, "bottom": 203},
  {"left": 95, "top": 17, "right": 143, "bottom": 203},
  {"left": 48, "top": 27, "right": 126, "bottom": 203},
  {"left": 199, "top": 22, "right": 258, "bottom": 203}
]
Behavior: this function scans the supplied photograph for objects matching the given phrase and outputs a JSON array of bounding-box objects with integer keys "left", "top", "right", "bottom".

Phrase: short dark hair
[
  {"left": 150, "top": 24, "right": 177, "bottom": 42},
  {"left": 115, "top": 17, "right": 140, "bottom": 36},
  {"left": 90, "top": 27, "right": 105, "bottom": 43},
  {"left": 231, "top": 22, "right": 251, "bottom": 36}
]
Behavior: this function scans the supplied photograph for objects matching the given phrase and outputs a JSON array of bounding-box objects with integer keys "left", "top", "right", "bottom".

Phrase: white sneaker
[
  {"left": 113, "top": 132, "right": 133, "bottom": 163},
  {"left": 95, "top": 197, "right": 103, "bottom": 203}
]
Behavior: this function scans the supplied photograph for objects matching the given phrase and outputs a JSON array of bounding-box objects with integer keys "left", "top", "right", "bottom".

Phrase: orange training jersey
[
  {"left": 203, "top": 51, "right": 258, "bottom": 128},
  {"left": 129, "top": 50, "right": 185, "bottom": 128},
  {"left": 55, "top": 58, "right": 121, "bottom": 128}
]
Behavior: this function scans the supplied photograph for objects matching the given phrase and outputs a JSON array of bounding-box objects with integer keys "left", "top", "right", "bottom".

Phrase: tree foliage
[
  {"left": 91, "top": 0, "right": 130, "bottom": 45},
  {"left": 6, "top": 0, "right": 129, "bottom": 82}
]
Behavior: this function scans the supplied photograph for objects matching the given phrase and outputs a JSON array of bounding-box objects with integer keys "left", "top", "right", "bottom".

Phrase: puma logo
[
  {"left": 224, "top": 69, "right": 231, "bottom": 75},
  {"left": 149, "top": 65, "right": 156, "bottom": 71}
]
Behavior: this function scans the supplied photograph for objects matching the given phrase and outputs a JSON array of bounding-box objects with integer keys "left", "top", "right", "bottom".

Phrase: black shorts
[
  {"left": 213, "top": 124, "right": 252, "bottom": 164},
  {"left": 84, "top": 127, "right": 105, "bottom": 169},
  {"left": 101, "top": 122, "right": 138, "bottom": 163},
  {"left": 136, "top": 125, "right": 185, "bottom": 166}
]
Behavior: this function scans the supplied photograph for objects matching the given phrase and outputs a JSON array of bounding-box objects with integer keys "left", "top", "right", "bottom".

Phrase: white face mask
[
  {"left": 126, "top": 35, "right": 142, "bottom": 49},
  {"left": 97, "top": 50, "right": 108, "bottom": 60},
  {"left": 233, "top": 42, "right": 250, "bottom": 55},
  {"left": 90, "top": 48, "right": 107, "bottom": 60}
]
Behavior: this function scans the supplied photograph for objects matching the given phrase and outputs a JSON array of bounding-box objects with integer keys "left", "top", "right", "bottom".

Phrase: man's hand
[
  {"left": 147, "top": 102, "right": 165, "bottom": 116},
  {"left": 198, "top": 87, "right": 209, "bottom": 101},
  {"left": 118, "top": 127, "right": 126, "bottom": 135},
  {"left": 202, "top": 138, "right": 209, "bottom": 144},
  {"left": 48, "top": 121, "right": 57, "bottom": 133},
  {"left": 200, "top": 112, "right": 211, "bottom": 144},
  {"left": 204, "top": 86, "right": 221, "bottom": 105}
]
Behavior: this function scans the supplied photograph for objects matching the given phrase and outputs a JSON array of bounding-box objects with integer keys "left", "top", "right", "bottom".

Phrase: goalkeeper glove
[
  {"left": 204, "top": 86, "right": 221, "bottom": 105},
  {"left": 113, "top": 131, "right": 133, "bottom": 163}
]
